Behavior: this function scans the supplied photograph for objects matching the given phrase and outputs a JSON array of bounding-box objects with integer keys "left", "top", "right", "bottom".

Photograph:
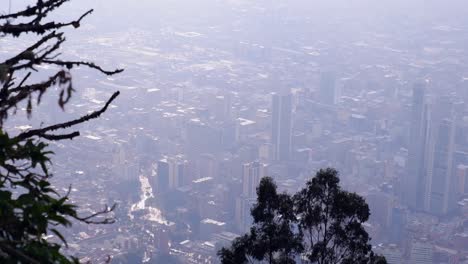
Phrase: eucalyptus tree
[
  {"left": 294, "top": 168, "right": 386, "bottom": 264},
  {"left": 219, "top": 169, "right": 387, "bottom": 264},
  {"left": 219, "top": 177, "right": 303, "bottom": 264}
]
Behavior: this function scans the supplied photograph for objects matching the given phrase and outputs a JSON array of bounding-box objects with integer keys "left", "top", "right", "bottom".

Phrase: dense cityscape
[{"left": 2, "top": 0, "right": 468, "bottom": 263}]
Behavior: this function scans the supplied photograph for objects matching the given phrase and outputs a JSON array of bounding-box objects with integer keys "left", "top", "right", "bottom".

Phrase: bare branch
[
  {"left": 0, "top": 9, "right": 94, "bottom": 37},
  {"left": 15, "top": 91, "right": 120, "bottom": 141},
  {"left": 0, "top": 71, "right": 67, "bottom": 116},
  {"left": 41, "top": 131, "right": 80, "bottom": 141},
  {"left": 2, "top": 31, "right": 63, "bottom": 66},
  {"left": 0, "top": 0, "right": 68, "bottom": 20},
  {"left": 73, "top": 204, "right": 117, "bottom": 225},
  {"left": 43, "top": 60, "right": 124, "bottom": 76},
  {"left": 15, "top": 72, "right": 32, "bottom": 90}
]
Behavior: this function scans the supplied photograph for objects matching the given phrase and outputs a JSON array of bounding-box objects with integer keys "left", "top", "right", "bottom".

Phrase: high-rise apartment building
[
  {"left": 404, "top": 83, "right": 430, "bottom": 210},
  {"left": 156, "top": 159, "right": 170, "bottom": 193},
  {"left": 156, "top": 156, "right": 188, "bottom": 192},
  {"left": 418, "top": 94, "right": 458, "bottom": 215},
  {"left": 235, "top": 196, "right": 256, "bottom": 233},
  {"left": 426, "top": 119, "right": 456, "bottom": 215},
  {"left": 242, "top": 161, "right": 267, "bottom": 198},
  {"left": 271, "top": 92, "right": 292, "bottom": 161},
  {"left": 319, "top": 72, "right": 339, "bottom": 105}
]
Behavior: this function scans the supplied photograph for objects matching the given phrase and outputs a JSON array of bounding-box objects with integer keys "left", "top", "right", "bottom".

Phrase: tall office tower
[
  {"left": 271, "top": 92, "right": 293, "bottom": 161},
  {"left": 426, "top": 119, "right": 456, "bottom": 215},
  {"left": 242, "top": 161, "right": 267, "bottom": 198},
  {"left": 235, "top": 196, "right": 256, "bottom": 233},
  {"left": 319, "top": 72, "right": 339, "bottom": 105},
  {"left": 388, "top": 207, "right": 407, "bottom": 244},
  {"left": 157, "top": 157, "right": 188, "bottom": 191},
  {"left": 367, "top": 191, "right": 393, "bottom": 227},
  {"left": 172, "top": 158, "right": 188, "bottom": 189},
  {"left": 404, "top": 83, "right": 429, "bottom": 210},
  {"left": 156, "top": 159, "right": 170, "bottom": 193},
  {"left": 213, "top": 92, "right": 232, "bottom": 121},
  {"left": 409, "top": 239, "right": 433, "bottom": 264}
]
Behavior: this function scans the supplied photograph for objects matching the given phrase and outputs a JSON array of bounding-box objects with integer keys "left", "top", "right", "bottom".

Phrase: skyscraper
[
  {"left": 427, "top": 119, "right": 456, "bottom": 215},
  {"left": 416, "top": 94, "right": 458, "bottom": 215},
  {"left": 271, "top": 92, "right": 292, "bottom": 161},
  {"left": 404, "top": 83, "right": 429, "bottom": 210},
  {"left": 242, "top": 161, "right": 267, "bottom": 198},
  {"left": 235, "top": 196, "right": 256, "bottom": 233},
  {"left": 156, "top": 159, "right": 170, "bottom": 193},
  {"left": 213, "top": 92, "right": 232, "bottom": 121},
  {"left": 157, "top": 156, "right": 188, "bottom": 191},
  {"left": 236, "top": 161, "right": 267, "bottom": 233},
  {"left": 319, "top": 72, "right": 339, "bottom": 105},
  {"left": 388, "top": 207, "right": 407, "bottom": 244}
]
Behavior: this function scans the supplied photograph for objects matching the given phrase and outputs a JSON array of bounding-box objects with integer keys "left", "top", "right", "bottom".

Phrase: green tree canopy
[
  {"left": 294, "top": 168, "right": 386, "bottom": 264},
  {"left": 0, "top": 1, "right": 122, "bottom": 263},
  {"left": 219, "top": 177, "right": 303, "bottom": 264},
  {"left": 218, "top": 169, "right": 387, "bottom": 264}
]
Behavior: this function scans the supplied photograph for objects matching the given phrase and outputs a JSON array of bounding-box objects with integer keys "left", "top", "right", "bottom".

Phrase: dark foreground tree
[
  {"left": 294, "top": 168, "right": 386, "bottom": 264},
  {"left": 218, "top": 169, "right": 387, "bottom": 264},
  {"left": 218, "top": 177, "right": 303, "bottom": 264},
  {"left": 0, "top": 1, "right": 122, "bottom": 263}
]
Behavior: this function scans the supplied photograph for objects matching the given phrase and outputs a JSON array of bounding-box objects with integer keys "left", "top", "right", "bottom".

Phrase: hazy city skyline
[{"left": 2, "top": 0, "right": 468, "bottom": 263}]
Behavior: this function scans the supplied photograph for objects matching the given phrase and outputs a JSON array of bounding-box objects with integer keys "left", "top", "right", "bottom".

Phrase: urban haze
[{"left": 1, "top": 0, "right": 468, "bottom": 263}]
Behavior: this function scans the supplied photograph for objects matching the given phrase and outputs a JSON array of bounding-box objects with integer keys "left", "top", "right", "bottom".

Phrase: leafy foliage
[
  {"left": 249, "top": 177, "right": 303, "bottom": 264},
  {"left": 218, "top": 169, "right": 387, "bottom": 264},
  {"left": 294, "top": 168, "right": 385, "bottom": 264},
  {"left": 0, "top": 1, "right": 122, "bottom": 263},
  {"left": 219, "top": 177, "right": 303, "bottom": 264}
]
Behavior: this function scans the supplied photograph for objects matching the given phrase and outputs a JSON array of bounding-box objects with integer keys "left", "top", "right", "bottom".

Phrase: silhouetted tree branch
[
  {"left": 16, "top": 91, "right": 120, "bottom": 141},
  {"left": 219, "top": 169, "right": 387, "bottom": 264},
  {"left": 0, "top": 0, "right": 123, "bottom": 263}
]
